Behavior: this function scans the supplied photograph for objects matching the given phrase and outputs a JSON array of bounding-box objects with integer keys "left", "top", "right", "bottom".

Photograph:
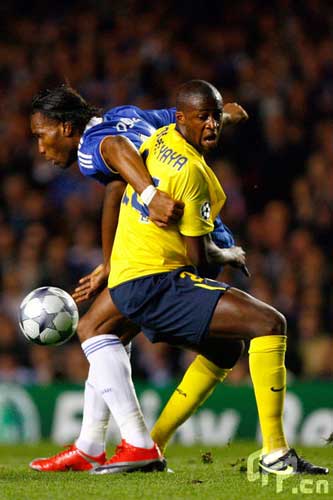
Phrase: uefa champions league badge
[{"left": 200, "top": 201, "right": 211, "bottom": 220}]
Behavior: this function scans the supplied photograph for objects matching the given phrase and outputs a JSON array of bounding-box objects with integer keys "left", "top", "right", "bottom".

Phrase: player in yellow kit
[{"left": 93, "top": 80, "right": 328, "bottom": 476}]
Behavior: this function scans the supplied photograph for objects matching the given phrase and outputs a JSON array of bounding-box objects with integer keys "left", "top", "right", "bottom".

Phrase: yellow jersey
[{"left": 109, "top": 124, "right": 226, "bottom": 288}]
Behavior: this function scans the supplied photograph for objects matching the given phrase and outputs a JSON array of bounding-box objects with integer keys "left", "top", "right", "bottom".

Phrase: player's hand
[
  {"left": 72, "top": 264, "right": 109, "bottom": 303},
  {"left": 148, "top": 189, "right": 184, "bottom": 227},
  {"left": 223, "top": 103, "right": 249, "bottom": 125},
  {"left": 221, "top": 246, "right": 250, "bottom": 276}
]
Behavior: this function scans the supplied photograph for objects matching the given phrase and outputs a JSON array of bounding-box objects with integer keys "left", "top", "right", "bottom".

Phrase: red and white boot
[
  {"left": 30, "top": 444, "right": 106, "bottom": 472},
  {"left": 91, "top": 440, "right": 166, "bottom": 474}
]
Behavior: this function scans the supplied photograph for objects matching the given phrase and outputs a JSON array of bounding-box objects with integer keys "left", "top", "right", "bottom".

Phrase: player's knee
[
  {"left": 264, "top": 307, "right": 287, "bottom": 336},
  {"left": 76, "top": 315, "right": 97, "bottom": 342}
]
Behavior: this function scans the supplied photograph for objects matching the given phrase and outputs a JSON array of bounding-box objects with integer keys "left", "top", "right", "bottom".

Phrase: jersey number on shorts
[{"left": 180, "top": 271, "right": 227, "bottom": 291}]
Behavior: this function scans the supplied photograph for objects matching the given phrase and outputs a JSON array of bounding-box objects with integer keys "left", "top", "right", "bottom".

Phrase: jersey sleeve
[
  {"left": 81, "top": 169, "right": 118, "bottom": 186},
  {"left": 174, "top": 163, "right": 215, "bottom": 237},
  {"left": 212, "top": 216, "right": 235, "bottom": 248},
  {"left": 78, "top": 137, "right": 122, "bottom": 185},
  {"left": 137, "top": 108, "right": 176, "bottom": 129}
]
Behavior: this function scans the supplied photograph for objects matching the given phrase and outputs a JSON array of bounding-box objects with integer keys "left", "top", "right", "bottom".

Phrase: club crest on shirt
[{"left": 200, "top": 201, "right": 211, "bottom": 220}]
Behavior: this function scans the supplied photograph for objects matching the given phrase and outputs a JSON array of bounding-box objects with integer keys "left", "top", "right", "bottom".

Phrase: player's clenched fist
[{"left": 149, "top": 190, "right": 184, "bottom": 227}]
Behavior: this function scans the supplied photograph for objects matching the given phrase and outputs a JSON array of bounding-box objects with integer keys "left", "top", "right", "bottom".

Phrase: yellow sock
[
  {"left": 151, "top": 355, "right": 230, "bottom": 453},
  {"left": 249, "top": 335, "right": 288, "bottom": 454}
]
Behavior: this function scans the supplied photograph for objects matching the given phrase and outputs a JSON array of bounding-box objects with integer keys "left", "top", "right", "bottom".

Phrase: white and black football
[{"left": 19, "top": 286, "right": 79, "bottom": 346}]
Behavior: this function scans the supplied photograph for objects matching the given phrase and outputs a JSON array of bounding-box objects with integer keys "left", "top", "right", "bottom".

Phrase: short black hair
[
  {"left": 176, "top": 80, "right": 223, "bottom": 110},
  {"left": 31, "top": 85, "right": 101, "bottom": 133}
]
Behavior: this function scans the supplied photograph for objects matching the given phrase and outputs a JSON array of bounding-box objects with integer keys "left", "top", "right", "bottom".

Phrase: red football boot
[
  {"left": 91, "top": 440, "right": 166, "bottom": 475},
  {"left": 29, "top": 444, "right": 106, "bottom": 472}
]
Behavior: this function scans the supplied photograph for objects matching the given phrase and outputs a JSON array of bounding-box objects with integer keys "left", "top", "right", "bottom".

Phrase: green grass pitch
[{"left": 0, "top": 441, "right": 331, "bottom": 500}]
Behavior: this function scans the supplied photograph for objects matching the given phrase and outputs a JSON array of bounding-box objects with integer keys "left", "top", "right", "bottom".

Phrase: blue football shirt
[{"left": 77, "top": 105, "right": 176, "bottom": 185}]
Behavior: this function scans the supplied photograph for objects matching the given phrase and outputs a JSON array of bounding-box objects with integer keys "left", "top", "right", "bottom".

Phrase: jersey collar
[
  {"left": 84, "top": 116, "right": 103, "bottom": 133},
  {"left": 173, "top": 124, "right": 205, "bottom": 161}
]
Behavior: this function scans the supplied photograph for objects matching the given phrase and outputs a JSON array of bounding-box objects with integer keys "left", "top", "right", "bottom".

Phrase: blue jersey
[
  {"left": 77, "top": 105, "right": 176, "bottom": 185},
  {"left": 212, "top": 215, "right": 235, "bottom": 248},
  {"left": 76, "top": 104, "right": 236, "bottom": 277}
]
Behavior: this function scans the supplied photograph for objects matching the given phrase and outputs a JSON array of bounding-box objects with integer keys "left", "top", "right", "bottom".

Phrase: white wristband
[{"left": 140, "top": 185, "right": 157, "bottom": 206}]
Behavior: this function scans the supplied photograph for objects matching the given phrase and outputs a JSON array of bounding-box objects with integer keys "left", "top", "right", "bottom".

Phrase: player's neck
[{"left": 175, "top": 124, "right": 203, "bottom": 156}]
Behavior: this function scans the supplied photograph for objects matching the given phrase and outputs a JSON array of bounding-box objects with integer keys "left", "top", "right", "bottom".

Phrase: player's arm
[
  {"left": 222, "top": 103, "right": 248, "bottom": 125},
  {"left": 72, "top": 180, "right": 126, "bottom": 303},
  {"left": 184, "top": 234, "right": 227, "bottom": 268},
  {"left": 203, "top": 233, "right": 250, "bottom": 276},
  {"left": 100, "top": 135, "right": 184, "bottom": 227},
  {"left": 142, "top": 103, "right": 248, "bottom": 128},
  {"left": 177, "top": 166, "right": 248, "bottom": 274},
  {"left": 184, "top": 234, "right": 249, "bottom": 277},
  {"left": 137, "top": 104, "right": 247, "bottom": 129},
  {"left": 101, "top": 180, "right": 126, "bottom": 271}
]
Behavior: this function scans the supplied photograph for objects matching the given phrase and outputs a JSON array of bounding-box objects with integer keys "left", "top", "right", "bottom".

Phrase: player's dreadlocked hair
[
  {"left": 31, "top": 85, "right": 101, "bottom": 133},
  {"left": 176, "top": 80, "right": 223, "bottom": 110}
]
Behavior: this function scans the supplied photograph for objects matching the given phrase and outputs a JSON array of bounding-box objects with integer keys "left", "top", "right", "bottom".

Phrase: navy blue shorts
[{"left": 110, "top": 266, "right": 229, "bottom": 346}]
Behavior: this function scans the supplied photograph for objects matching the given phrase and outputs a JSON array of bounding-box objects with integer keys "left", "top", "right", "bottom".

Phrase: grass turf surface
[{"left": 0, "top": 441, "right": 331, "bottom": 500}]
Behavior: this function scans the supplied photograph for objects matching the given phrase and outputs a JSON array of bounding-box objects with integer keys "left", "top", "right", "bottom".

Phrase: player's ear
[
  {"left": 176, "top": 111, "right": 185, "bottom": 124},
  {"left": 62, "top": 121, "right": 73, "bottom": 137}
]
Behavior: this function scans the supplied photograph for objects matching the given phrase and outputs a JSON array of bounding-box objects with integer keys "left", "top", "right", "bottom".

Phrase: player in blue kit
[{"left": 29, "top": 85, "right": 248, "bottom": 473}]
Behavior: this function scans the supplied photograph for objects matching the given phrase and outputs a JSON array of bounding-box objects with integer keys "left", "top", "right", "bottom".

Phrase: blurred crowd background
[{"left": 0, "top": 0, "right": 332, "bottom": 386}]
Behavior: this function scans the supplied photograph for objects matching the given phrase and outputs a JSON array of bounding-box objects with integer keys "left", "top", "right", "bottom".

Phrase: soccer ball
[{"left": 19, "top": 286, "right": 79, "bottom": 346}]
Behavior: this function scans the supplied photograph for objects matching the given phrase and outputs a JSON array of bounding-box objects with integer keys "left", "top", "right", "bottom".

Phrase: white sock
[
  {"left": 75, "top": 342, "right": 133, "bottom": 455},
  {"left": 75, "top": 368, "right": 110, "bottom": 457},
  {"left": 124, "top": 341, "right": 132, "bottom": 358},
  {"left": 82, "top": 334, "right": 153, "bottom": 449}
]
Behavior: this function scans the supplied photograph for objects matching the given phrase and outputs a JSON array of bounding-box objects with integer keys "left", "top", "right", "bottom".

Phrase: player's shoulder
[
  {"left": 103, "top": 105, "right": 141, "bottom": 118},
  {"left": 154, "top": 124, "right": 184, "bottom": 148},
  {"left": 146, "top": 125, "right": 204, "bottom": 177},
  {"left": 103, "top": 104, "right": 170, "bottom": 124},
  {"left": 78, "top": 127, "right": 100, "bottom": 156},
  {"left": 79, "top": 111, "right": 121, "bottom": 153},
  {"left": 162, "top": 125, "right": 201, "bottom": 161},
  {"left": 147, "top": 125, "right": 204, "bottom": 165},
  {"left": 144, "top": 124, "right": 186, "bottom": 157}
]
